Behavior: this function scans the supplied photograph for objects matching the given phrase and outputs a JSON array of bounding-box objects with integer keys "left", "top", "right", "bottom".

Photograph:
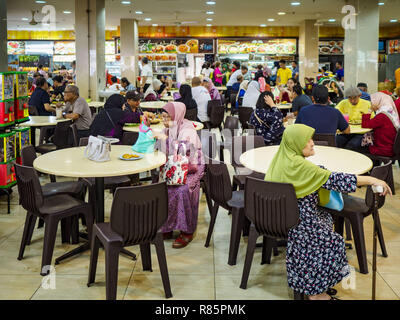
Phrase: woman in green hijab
[{"left": 266, "top": 124, "right": 391, "bottom": 300}]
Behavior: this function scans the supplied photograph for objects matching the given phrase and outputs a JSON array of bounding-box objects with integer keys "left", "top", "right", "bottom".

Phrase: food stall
[
  {"left": 318, "top": 39, "right": 344, "bottom": 73},
  {"left": 216, "top": 38, "right": 297, "bottom": 77},
  {"left": 138, "top": 38, "right": 214, "bottom": 82}
]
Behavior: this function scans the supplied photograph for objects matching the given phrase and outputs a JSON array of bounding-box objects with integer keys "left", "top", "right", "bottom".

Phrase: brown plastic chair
[
  {"left": 184, "top": 108, "right": 198, "bottom": 121},
  {"left": 230, "top": 93, "right": 238, "bottom": 115},
  {"left": 36, "top": 120, "right": 72, "bottom": 154},
  {"left": 121, "top": 131, "right": 138, "bottom": 145},
  {"left": 219, "top": 116, "right": 240, "bottom": 162},
  {"left": 364, "top": 130, "right": 400, "bottom": 195},
  {"left": 70, "top": 123, "right": 79, "bottom": 147},
  {"left": 204, "top": 156, "right": 246, "bottom": 265},
  {"left": 21, "top": 145, "right": 87, "bottom": 244},
  {"left": 231, "top": 135, "right": 266, "bottom": 191},
  {"left": 199, "top": 130, "right": 218, "bottom": 214},
  {"left": 87, "top": 183, "right": 172, "bottom": 300},
  {"left": 313, "top": 133, "right": 336, "bottom": 147},
  {"left": 208, "top": 100, "right": 225, "bottom": 131},
  {"left": 324, "top": 162, "right": 391, "bottom": 274},
  {"left": 238, "top": 107, "right": 254, "bottom": 131},
  {"left": 15, "top": 164, "right": 93, "bottom": 276},
  {"left": 240, "top": 177, "right": 300, "bottom": 293}
]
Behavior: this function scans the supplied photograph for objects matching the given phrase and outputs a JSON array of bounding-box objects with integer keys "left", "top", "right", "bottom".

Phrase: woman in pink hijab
[
  {"left": 157, "top": 102, "right": 205, "bottom": 248},
  {"left": 361, "top": 92, "right": 399, "bottom": 157},
  {"left": 202, "top": 78, "right": 222, "bottom": 102}
]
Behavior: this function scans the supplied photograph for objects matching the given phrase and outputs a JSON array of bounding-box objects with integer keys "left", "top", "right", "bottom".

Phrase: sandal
[
  {"left": 172, "top": 233, "right": 193, "bottom": 249},
  {"left": 327, "top": 288, "right": 338, "bottom": 296}
]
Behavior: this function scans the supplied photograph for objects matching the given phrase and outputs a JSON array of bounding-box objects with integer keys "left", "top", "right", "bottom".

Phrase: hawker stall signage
[
  {"left": 217, "top": 39, "right": 297, "bottom": 55},
  {"left": 139, "top": 39, "right": 214, "bottom": 54}
]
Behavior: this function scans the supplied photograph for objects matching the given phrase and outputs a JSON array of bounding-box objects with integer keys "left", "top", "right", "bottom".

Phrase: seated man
[
  {"left": 52, "top": 75, "right": 66, "bottom": 101},
  {"left": 29, "top": 76, "right": 55, "bottom": 116},
  {"left": 120, "top": 77, "right": 136, "bottom": 92},
  {"left": 61, "top": 85, "right": 93, "bottom": 143},
  {"left": 335, "top": 86, "right": 371, "bottom": 151},
  {"left": 295, "top": 85, "right": 350, "bottom": 136},
  {"left": 291, "top": 84, "right": 312, "bottom": 117},
  {"left": 231, "top": 75, "right": 243, "bottom": 93},
  {"left": 191, "top": 76, "right": 211, "bottom": 124},
  {"left": 123, "top": 90, "right": 143, "bottom": 121},
  {"left": 357, "top": 82, "right": 371, "bottom": 101}
]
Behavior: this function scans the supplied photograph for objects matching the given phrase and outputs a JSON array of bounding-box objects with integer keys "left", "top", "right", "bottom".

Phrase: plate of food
[
  {"left": 125, "top": 122, "right": 140, "bottom": 127},
  {"left": 150, "top": 119, "right": 161, "bottom": 124},
  {"left": 119, "top": 153, "right": 144, "bottom": 161}
]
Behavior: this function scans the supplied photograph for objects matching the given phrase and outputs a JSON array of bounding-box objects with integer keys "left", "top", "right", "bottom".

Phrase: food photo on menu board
[
  {"left": 217, "top": 39, "right": 297, "bottom": 55},
  {"left": 139, "top": 39, "right": 214, "bottom": 54},
  {"left": 54, "top": 41, "right": 76, "bottom": 55},
  {"left": 389, "top": 40, "right": 400, "bottom": 54},
  {"left": 7, "top": 41, "right": 25, "bottom": 55},
  {"left": 319, "top": 40, "right": 344, "bottom": 55}
]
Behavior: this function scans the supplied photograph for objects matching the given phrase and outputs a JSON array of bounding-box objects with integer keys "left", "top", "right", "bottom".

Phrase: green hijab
[{"left": 265, "top": 124, "right": 331, "bottom": 199}]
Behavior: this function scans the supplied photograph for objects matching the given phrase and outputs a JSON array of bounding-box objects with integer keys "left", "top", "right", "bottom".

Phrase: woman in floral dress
[
  {"left": 249, "top": 91, "right": 285, "bottom": 145},
  {"left": 265, "top": 124, "right": 391, "bottom": 300},
  {"left": 156, "top": 102, "right": 205, "bottom": 249}
]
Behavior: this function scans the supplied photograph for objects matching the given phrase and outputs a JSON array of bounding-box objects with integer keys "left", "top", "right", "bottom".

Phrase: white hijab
[
  {"left": 144, "top": 84, "right": 157, "bottom": 98},
  {"left": 242, "top": 81, "right": 261, "bottom": 109}
]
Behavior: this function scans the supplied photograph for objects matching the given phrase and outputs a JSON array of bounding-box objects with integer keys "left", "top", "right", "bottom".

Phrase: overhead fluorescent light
[
  {"left": 206, "top": 1, "right": 216, "bottom": 4},
  {"left": 207, "top": 18, "right": 213, "bottom": 21},
  {"left": 328, "top": 19, "right": 336, "bottom": 22},
  {"left": 268, "top": 18, "right": 275, "bottom": 22},
  {"left": 278, "top": 12, "right": 286, "bottom": 15},
  {"left": 291, "top": 2, "right": 301, "bottom": 5},
  {"left": 260, "top": 24, "right": 267, "bottom": 27},
  {"left": 121, "top": 1, "right": 131, "bottom": 4},
  {"left": 144, "top": 18, "right": 152, "bottom": 21},
  {"left": 135, "top": 11, "right": 143, "bottom": 14},
  {"left": 63, "top": 11, "right": 72, "bottom": 14},
  {"left": 206, "top": 11, "right": 214, "bottom": 14}
]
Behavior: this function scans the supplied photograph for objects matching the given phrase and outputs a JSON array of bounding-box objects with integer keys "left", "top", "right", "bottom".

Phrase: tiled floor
[{"left": 1, "top": 143, "right": 400, "bottom": 300}]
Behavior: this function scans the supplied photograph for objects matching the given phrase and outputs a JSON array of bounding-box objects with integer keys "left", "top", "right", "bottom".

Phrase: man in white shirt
[
  {"left": 201, "top": 62, "right": 213, "bottom": 79},
  {"left": 226, "top": 65, "right": 249, "bottom": 97},
  {"left": 191, "top": 76, "right": 211, "bottom": 123},
  {"left": 140, "top": 57, "right": 153, "bottom": 94}
]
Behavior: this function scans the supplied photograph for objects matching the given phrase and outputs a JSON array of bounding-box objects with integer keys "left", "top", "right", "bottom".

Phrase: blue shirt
[
  {"left": 295, "top": 104, "right": 349, "bottom": 135},
  {"left": 292, "top": 67, "right": 299, "bottom": 78},
  {"left": 124, "top": 83, "right": 136, "bottom": 91},
  {"left": 336, "top": 68, "right": 344, "bottom": 81},
  {"left": 292, "top": 94, "right": 312, "bottom": 113},
  {"left": 360, "top": 91, "right": 371, "bottom": 101},
  {"left": 231, "top": 82, "right": 240, "bottom": 92},
  {"left": 29, "top": 87, "right": 52, "bottom": 116}
]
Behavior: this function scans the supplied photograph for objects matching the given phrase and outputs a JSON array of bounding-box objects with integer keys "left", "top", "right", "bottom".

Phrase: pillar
[
  {"left": 75, "top": 0, "right": 106, "bottom": 100},
  {"left": 344, "top": 0, "right": 379, "bottom": 93},
  {"left": 298, "top": 20, "right": 319, "bottom": 87},
  {"left": 120, "top": 19, "right": 139, "bottom": 86},
  {"left": 0, "top": 0, "right": 7, "bottom": 71}
]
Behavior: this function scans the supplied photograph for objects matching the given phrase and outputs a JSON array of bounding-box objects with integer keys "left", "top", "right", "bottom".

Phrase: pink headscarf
[
  {"left": 371, "top": 92, "right": 400, "bottom": 130},
  {"left": 162, "top": 102, "right": 202, "bottom": 149},
  {"left": 203, "top": 78, "right": 221, "bottom": 101}
]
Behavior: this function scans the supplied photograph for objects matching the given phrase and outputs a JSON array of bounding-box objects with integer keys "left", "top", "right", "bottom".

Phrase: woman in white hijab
[
  {"left": 242, "top": 80, "right": 261, "bottom": 109},
  {"left": 144, "top": 80, "right": 158, "bottom": 101}
]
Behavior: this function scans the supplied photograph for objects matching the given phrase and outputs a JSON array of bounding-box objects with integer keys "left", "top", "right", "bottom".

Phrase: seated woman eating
[
  {"left": 249, "top": 91, "right": 285, "bottom": 145},
  {"left": 361, "top": 92, "right": 400, "bottom": 157},
  {"left": 89, "top": 94, "right": 142, "bottom": 141},
  {"left": 156, "top": 102, "right": 205, "bottom": 248},
  {"left": 265, "top": 124, "right": 391, "bottom": 300}
]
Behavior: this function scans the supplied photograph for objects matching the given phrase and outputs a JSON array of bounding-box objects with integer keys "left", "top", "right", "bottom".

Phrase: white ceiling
[{"left": 5, "top": 0, "right": 400, "bottom": 30}]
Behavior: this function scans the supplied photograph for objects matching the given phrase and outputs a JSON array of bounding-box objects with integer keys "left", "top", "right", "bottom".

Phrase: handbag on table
[
  {"left": 131, "top": 119, "right": 156, "bottom": 154},
  {"left": 84, "top": 135, "right": 111, "bottom": 162},
  {"left": 160, "top": 142, "right": 189, "bottom": 186}
]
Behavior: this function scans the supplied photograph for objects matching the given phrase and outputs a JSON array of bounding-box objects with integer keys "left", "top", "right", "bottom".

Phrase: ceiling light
[
  {"left": 378, "top": 2, "right": 385, "bottom": 5},
  {"left": 63, "top": 11, "right": 72, "bottom": 14},
  {"left": 152, "top": 24, "right": 158, "bottom": 26},
  {"left": 260, "top": 24, "right": 267, "bottom": 27},
  {"left": 22, "top": 18, "right": 29, "bottom": 21},
  {"left": 144, "top": 18, "right": 152, "bottom": 21},
  {"left": 135, "top": 11, "right": 143, "bottom": 14},
  {"left": 328, "top": 19, "right": 336, "bottom": 22},
  {"left": 206, "top": 1, "right": 216, "bottom": 4},
  {"left": 206, "top": 11, "right": 214, "bottom": 14},
  {"left": 390, "top": 19, "right": 398, "bottom": 22},
  {"left": 35, "top": 0, "right": 46, "bottom": 3},
  {"left": 206, "top": 24, "right": 212, "bottom": 27},
  {"left": 121, "top": 1, "right": 131, "bottom": 4},
  {"left": 291, "top": 2, "right": 301, "bottom": 5},
  {"left": 278, "top": 12, "right": 286, "bottom": 15},
  {"left": 268, "top": 18, "right": 275, "bottom": 22},
  {"left": 207, "top": 18, "right": 213, "bottom": 21}
]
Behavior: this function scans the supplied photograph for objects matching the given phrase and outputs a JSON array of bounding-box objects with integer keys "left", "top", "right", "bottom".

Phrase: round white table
[
  {"left": 20, "top": 116, "right": 70, "bottom": 127},
  {"left": 240, "top": 145, "right": 373, "bottom": 175},
  {"left": 348, "top": 125, "right": 372, "bottom": 135},
  {"left": 139, "top": 101, "right": 168, "bottom": 110},
  {"left": 20, "top": 116, "right": 71, "bottom": 146},
  {"left": 33, "top": 146, "right": 166, "bottom": 222},
  {"left": 123, "top": 121, "right": 204, "bottom": 133},
  {"left": 88, "top": 101, "right": 104, "bottom": 108}
]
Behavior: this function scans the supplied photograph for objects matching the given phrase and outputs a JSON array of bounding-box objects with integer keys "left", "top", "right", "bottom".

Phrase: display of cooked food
[
  {"left": 186, "top": 39, "right": 199, "bottom": 53},
  {"left": 165, "top": 44, "right": 177, "bottom": 53},
  {"left": 178, "top": 44, "right": 190, "bottom": 53}
]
